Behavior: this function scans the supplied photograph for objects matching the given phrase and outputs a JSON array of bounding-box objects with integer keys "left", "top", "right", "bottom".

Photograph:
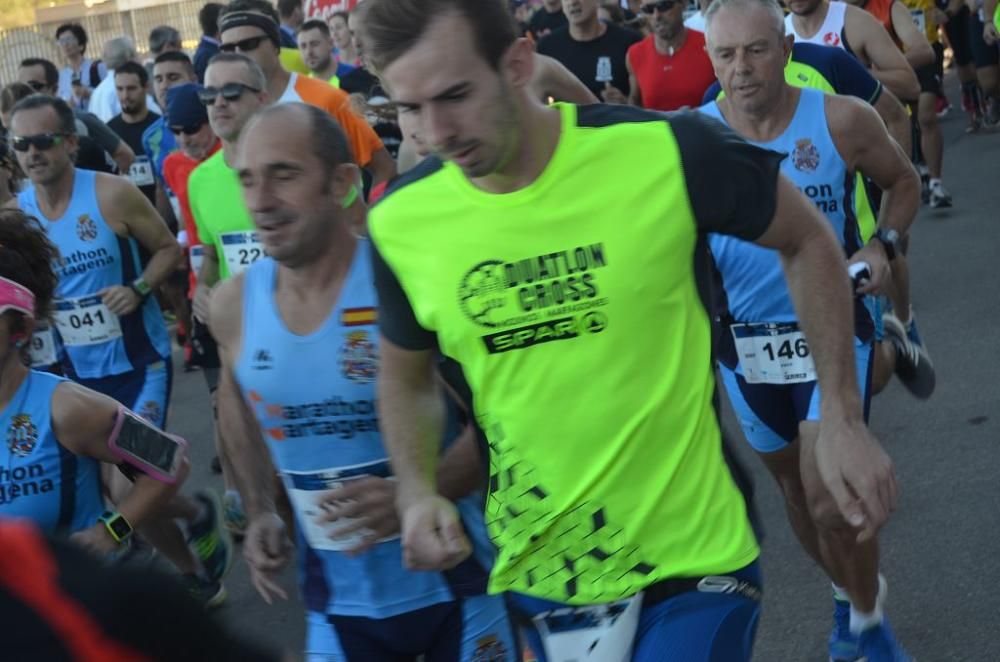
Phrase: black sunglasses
[
  {"left": 10, "top": 133, "right": 66, "bottom": 152},
  {"left": 25, "top": 80, "right": 48, "bottom": 92},
  {"left": 219, "top": 35, "right": 270, "bottom": 53},
  {"left": 641, "top": 0, "right": 679, "bottom": 13},
  {"left": 169, "top": 122, "right": 206, "bottom": 136},
  {"left": 197, "top": 83, "right": 261, "bottom": 106}
]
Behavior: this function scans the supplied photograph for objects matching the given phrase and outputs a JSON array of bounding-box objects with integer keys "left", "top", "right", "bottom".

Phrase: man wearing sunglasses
[
  {"left": 17, "top": 58, "right": 135, "bottom": 175},
  {"left": 217, "top": 0, "right": 396, "bottom": 190},
  {"left": 537, "top": 0, "right": 643, "bottom": 101},
  {"left": 626, "top": 0, "right": 718, "bottom": 110}
]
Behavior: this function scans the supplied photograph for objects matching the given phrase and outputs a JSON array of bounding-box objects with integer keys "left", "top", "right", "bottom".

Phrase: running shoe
[
  {"left": 223, "top": 491, "right": 248, "bottom": 540},
  {"left": 187, "top": 490, "right": 234, "bottom": 583},
  {"left": 183, "top": 573, "right": 227, "bottom": 609},
  {"left": 828, "top": 597, "right": 861, "bottom": 662},
  {"left": 935, "top": 95, "right": 950, "bottom": 118},
  {"left": 856, "top": 618, "right": 913, "bottom": 661},
  {"left": 883, "top": 313, "right": 936, "bottom": 399},
  {"left": 928, "top": 183, "right": 952, "bottom": 209}
]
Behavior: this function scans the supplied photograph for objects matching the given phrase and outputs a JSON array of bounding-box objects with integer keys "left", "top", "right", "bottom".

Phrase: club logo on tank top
[
  {"left": 471, "top": 635, "right": 509, "bottom": 661},
  {"left": 456, "top": 244, "right": 611, "bottom": 354},
  {"left": 76, "top": 214, "right": 99, "bottom": 242},
  {"left": 340, "top": 330, "right": 377, "bottom": 384},
  {"left": 6, "top": 414, "right": 38, "bottom": 457},
  {"left": 792, "top": 138, "right": 821, "bottom": 173},
  {"left": 823, "top": 31, "right": 841, "bottom": 46}
]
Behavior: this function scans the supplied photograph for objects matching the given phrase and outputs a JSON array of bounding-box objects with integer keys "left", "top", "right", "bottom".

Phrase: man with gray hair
[
  {"left": 700, "top": 0, "right": 918, "bottom": 658},
  {"left": 89, "top": 36, "right": 162, "bottom": 122},
  {"left": 150, "top": 25, "right": 183, "bottom": 58}
]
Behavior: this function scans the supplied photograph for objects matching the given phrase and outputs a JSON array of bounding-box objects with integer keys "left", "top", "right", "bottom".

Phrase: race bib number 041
[
  {"left": 53, "top": 295, "right": 122, "bottom": 347},
  {"left": 731, "top": 322, "right": 816, "bottom": 384},
  {"left": 220, "top": 231, "right": 266, "bottom": 276}
]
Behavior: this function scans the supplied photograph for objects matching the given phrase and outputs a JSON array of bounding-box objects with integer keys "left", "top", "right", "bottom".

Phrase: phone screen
[{"left": 116, "top": 412, "right": 180, "bottom": 473}]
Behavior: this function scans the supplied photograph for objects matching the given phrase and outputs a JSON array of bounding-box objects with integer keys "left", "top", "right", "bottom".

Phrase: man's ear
[{"left": 501, "top": 37, "right": 536, "bottom": 89}]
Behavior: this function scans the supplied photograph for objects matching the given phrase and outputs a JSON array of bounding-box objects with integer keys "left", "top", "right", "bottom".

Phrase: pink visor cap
[{"left": 0, "top": 276, "right": 35, "bottom": 319}]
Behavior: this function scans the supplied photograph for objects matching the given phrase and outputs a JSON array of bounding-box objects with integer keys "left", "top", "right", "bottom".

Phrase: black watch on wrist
[{"left": 874, "top": 228, "right": 900, "bottom": 261}]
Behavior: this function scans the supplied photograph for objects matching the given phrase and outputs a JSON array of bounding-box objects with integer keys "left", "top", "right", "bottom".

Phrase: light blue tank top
[
  {"left": 234, "top": 243, "right": 492, "bottom": 618},
  {"left": 0, "top": 371, "right": 106, "bottom": 534},
  {"left": 701, "top": 88, "right": 863, "bottom": 322},
  {"left": 18, "top": 169, "right": 170, "bottom": 379}
]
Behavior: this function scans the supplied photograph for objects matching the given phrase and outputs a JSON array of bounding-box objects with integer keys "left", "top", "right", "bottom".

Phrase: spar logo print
[
  {"left": 340, "top": 330, "right": 378, "bottom": 383},
  {"left": 76, "top": 214, "right": 99, "bottom": 242},
  {"left": 6, "top": 414, "right": 38, "bottom": 458},
  {"left": 792, "top": 138, "right": 820, "bottom": 173},
  {"left": 823, "top": 31, "right": 841, "bottom": 47},
  {"left": 456, "top": 244, "right": 612, "bottom": 354}
]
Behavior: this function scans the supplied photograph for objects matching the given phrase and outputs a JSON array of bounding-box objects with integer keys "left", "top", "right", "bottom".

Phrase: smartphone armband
[{"left": 107, "top": 405, "right": 188, "bottom": 484}]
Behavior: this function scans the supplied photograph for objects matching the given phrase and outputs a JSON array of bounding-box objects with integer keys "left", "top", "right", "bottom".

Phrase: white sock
[
  {"left": 849, "top": 574, "right": 888, "bottom": 634},
  {"left": 832, "top": 583, "right": 850, "bottom": 602}
]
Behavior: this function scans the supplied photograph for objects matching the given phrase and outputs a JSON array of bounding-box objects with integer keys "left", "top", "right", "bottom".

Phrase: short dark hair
[
  {"left": 19, "top": 58, "right": 59, "bottom": 89},
  {"left": 10, "top": 95, "right": 77, "bottom": 135},
  {"left": 55, "top": 23, "right": 88, "bottom": 53},
  {"left": 249, "top": 102, "right": 353, "bottom": 177},
  {"left": 149, "top": 25, "right": 182, "bottom": 54},
  {"left": 154, "top": 50, "right": 196, "bottom": 75},
  {"left": 276, "top": 0, "right": 302, "bottom": 19},
  {"left": 299, "top": 19, "right": 331, "bottom": 37},
  {"left": 0, "top": 210, "right": 60, "bottom": 325},
  {"left": 221, "top": 0, "right": 281, "bottom": 26},
  {"left": 330, "top": 10, "right": 349, "bottom": 24},
  {"left": 358, "top": 0, "right": 517, "bottom": 74},
  {"left": 115, "top": 61, "right": 149, "bottom": 87},
  {"left": 0, "top": 83, "right": 33, "bottom": 116},
  {"left": 199, "top": 3, "right": 225, "bottom": 36}
]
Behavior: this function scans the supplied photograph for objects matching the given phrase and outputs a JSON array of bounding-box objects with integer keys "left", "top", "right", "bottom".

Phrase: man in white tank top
[{"left": 785, "top": 0, "right": 921, "bottom": 101}]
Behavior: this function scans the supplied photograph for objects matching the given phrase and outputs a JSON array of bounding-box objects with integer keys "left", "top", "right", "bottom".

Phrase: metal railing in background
[{"left": 0, "top": 0, "right": 205, "bottom": 87}]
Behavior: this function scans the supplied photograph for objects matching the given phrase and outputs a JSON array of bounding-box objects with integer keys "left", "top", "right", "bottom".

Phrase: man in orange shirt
[{"left": 218, "top": 0, "right": 396, "bottom": 188}]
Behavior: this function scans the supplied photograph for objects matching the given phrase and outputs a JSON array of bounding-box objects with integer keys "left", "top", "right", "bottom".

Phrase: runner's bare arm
[
  {"left": 985, "top": 0, "right": 999, "bottom": 42},
  {"left": 829, "top": 95, "right": 919, "bottom": 238},
  {"left": 890, "top": 1, "right": 935, "bottom": 69},
  {"left": 111, "top": 140, "right": 135, "bottom": 174},
  {"left": 379, "top": 340, "right": 447, "bottom": 503},
  {"left": 193, "top": 244, "right": 221, "bottom": 323},
  {"left": 365, "top": 147, "right": 398, "bottom": 189},
  {"left": 98, "top": 173, "right": 182, "bottom": 290},
  {"left": 154, "top": 181, "right": 179, "bottom": 234},
  {"left": 52, "top": 381, "right": 190, "bottom": 531},
  {"left": 436, "top": 424, "right": 484, "bottom": 500},
  {"left": 533, "top": 54, "right": 600, "bottom": 104},
  {"left": 872, "top": 88, "right": 912, "bottom": 158},
  {"left": 209, "top": 274, "right": 279, "bottom": 520},
  {"left": 847, "top": 5, "right": 920, "bottom": 101},
  {"left": 754, "top": 175, "right": 898, "bottom": 539},
  {"left": 626, "top": 56, "right": 642, "bottom": 107}
]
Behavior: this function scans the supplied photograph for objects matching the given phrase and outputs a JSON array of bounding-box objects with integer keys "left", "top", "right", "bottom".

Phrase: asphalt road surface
[{"left": 165, "top": 78, "right": 1000, "bottom": 660}]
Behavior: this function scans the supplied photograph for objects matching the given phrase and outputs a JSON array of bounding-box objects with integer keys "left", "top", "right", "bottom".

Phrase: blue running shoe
[
  {"left": 829, "top": 597, "right": 861, "bottom": 662},
  {"left": 883, "top": 313, "right": 936, "bottom": 399},
  {"left": 857, "top": 619, "right": 913, "bottom": 661}
]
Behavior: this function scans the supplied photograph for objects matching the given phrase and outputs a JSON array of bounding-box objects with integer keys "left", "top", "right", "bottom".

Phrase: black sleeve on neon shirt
[
  {"left": 371, "top": 239, "right": 437, "bottom": 350},
  {"left": 669, "top": 110, "right": 786, "bottom": 241}
]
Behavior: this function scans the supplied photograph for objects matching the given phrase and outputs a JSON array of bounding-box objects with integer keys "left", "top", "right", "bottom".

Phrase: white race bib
[
  {"left": 28, "top": 324, "right": 58, "bottom": 367},
  {"left": 534, "top": 593, "right": 643, "bottom": 662},
  {"left": 220, "top": 231, "right": 266, "bottom": 276},
  {"left": 127, "top": 156, "right": 155, "bottom": 188},
  {"left": 282, "top": 459, "right": 397, "bottom": 552},
  {"left": 52, "top": 295, "right": 123, "bottom": 346},
  {"left": 910, "top": 9, "right": 926, "bottom": 32},
  {"left": 730, "top": 322, "right": 816, "bottom": 384},
  {"left": 189, "top": 244, "right": 205, "bottom": 277}
]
